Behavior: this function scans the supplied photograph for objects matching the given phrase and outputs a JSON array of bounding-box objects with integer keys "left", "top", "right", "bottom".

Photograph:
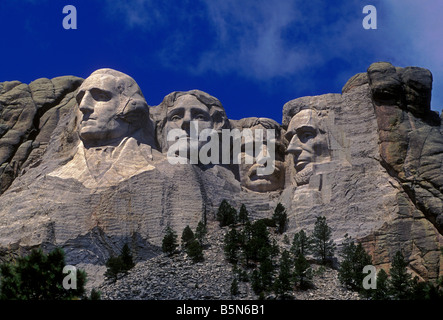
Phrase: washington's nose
[{"left": 78, "top": 92, "right": 94, "bottom": 114}]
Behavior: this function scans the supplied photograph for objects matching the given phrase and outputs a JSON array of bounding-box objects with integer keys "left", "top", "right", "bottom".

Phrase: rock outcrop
[{"left": 0, "top": 62, "right": 441, "bottom": 294}]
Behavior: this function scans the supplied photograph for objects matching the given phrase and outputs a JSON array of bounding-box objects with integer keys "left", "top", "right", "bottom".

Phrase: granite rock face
[
  {"left": 0, "top": 76, "right": 83, "bottom": 194},
  {"left": 0, "top": 63, "right": 442, "bottom": 290}
]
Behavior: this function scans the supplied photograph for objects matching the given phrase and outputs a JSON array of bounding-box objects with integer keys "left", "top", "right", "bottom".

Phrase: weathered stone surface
[
  {"left": 0, "top": 75, "right": 83, "bottom": 194},
  {"left": 0, "top": 63, "right": 442, "bottom": 297}
]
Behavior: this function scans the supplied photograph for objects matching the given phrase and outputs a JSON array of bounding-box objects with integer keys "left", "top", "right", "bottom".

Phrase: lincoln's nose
[{"left": 287, "top": 136, "right": 302, "bottom": 159}]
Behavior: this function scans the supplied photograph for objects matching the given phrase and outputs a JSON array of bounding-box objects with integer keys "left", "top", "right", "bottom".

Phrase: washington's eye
[
  {"left": 91, "top": 89, "right": 111, "bottom": 102},
  {"left": 285, "top": 131, "right": 295, "bottom": 142},
  {"left": 76, "top": 91, "right": 85, "bottom": 104}
]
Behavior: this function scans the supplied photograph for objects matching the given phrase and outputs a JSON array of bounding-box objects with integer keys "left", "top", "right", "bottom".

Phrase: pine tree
[
  {"left": 216, "top": 200, "right": 237, "bottom": 227},
  {"left": 293, "top": 253, "right": 312, "bottom": 289},
  {"left": 311, "top": 216, "right": 336, "bottom": 265},
  {"left": 224, "top": 228, "right": 240, "bottom": 264},
  {"left": 230, "top": 277, "right": 239, "bottom": 296},
  {"left": 121, "top": 243, "right": 135, "bottom": 271},
  {"left": 247, "top": 220, "right": 271, "bottom": 262},
  {"left": 89, "top": 288, "right": 101, "bottom": 300},
  {"left": 275, "top": 250, "right": 293, "bottom": 296},
  {"left": 105, "top": 256, "right": 124, "bottom": 281},
  {"left": 338, "top": 234, "right": 372, "bottom": 292},
  {"left": 162, "top": 226, "right": 178, "bottom": 256},
  {"left": 259, "top": 253, "right": 274, "bottom": 291},
  {"left": 238, "top": 204, "right": 249, "bottom": 225},
  {"left": 270, "top": 238, "right": 280, "bottom": 260},
  {"left": 372, "top": 268, "right": 390, "bottom": 300},
  {"left": 389, "top": 251, "right": 412, "bottom": 300},
  {"left": 272, "top": 203, "right": 288, "bottom": 234},
  {"left": 251, "top": 269, "right": 263, "bottom": 295},
  {"left": 249, "top": 248, "right": 275, "bottom": 295},
  {"left": 181, "top": 225, "right": 195, "bottom": 249},
  {"left": 105, "top": 243, "right": 135, "bottom": 280},
  {"left": 240, "top": 221, "right": 253, "bottom": 266},
  {"left": 186, "top": 239, "right": 204, "bottom": 263},
  {"left": 195, "top": 220, "right": 207, "bottom": 246},
  {"left": 0, "top": 248, "right": 87, "bottom": 300},
  {"left": 291, "top": 229, "right": 311, "bottom": 258}
]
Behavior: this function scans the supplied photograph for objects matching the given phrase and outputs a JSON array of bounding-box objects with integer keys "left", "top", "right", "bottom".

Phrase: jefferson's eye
[
  {"left": 170, "top": 115, "right": 182, "bottom": 121},
  {"left": 194, "top": 114, "right": 206, "bottom": 120}
]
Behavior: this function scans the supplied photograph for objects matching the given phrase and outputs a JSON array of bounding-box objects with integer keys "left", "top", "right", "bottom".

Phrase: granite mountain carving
[{"left": 0, "top": 62, "right": 441, "bottom": 288}]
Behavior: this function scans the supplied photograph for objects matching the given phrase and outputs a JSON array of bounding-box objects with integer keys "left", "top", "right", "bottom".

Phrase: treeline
[
  {"left": 218, "top": 200, "right": 336, "bottom": 298},
  {"left": 218, "top": 199, "right": 443, "bottom": 300},
  {"left": 161, "top": 220, "right": 207, "bottom": 263},
  {"left": 339, "top": 235, "right": 443, "bottom": 300},
  {"left": 0, "top": 248, "right": 100, "bottom": 300}
]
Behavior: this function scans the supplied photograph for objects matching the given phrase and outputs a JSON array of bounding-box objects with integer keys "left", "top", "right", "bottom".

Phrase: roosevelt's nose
[{"left": 78, "top": 91, "right": 94, "bottom": 114}]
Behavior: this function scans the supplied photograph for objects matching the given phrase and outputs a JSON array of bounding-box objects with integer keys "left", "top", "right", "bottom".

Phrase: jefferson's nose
[
  {"left": 78, "top": 92, "right": 94, "bottom": 114},
  {"left": 180, "top": 112, "right": 192, "bottom": 132}
]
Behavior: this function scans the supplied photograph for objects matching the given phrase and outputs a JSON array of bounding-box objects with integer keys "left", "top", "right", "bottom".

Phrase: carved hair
[
  {"left": 79, "top": 68, "right": 156, "bottom": 147},
  {"left": 152, "top": 89, "right": 230, "bottom": 150},
  {"left": 88, "top": 69, "right": 150, "bottom": 124}
]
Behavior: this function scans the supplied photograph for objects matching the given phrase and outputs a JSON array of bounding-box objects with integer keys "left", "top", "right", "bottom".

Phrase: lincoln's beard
[{"left": 294, "top": 163, "right": 313, "bottom": 186}]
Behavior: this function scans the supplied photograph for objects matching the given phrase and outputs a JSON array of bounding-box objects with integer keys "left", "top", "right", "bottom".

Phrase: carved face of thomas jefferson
[{"left": 164, "top": 94, "right": 214, "bottom": 154}]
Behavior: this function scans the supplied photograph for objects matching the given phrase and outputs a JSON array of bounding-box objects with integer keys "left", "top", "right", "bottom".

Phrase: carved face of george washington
[{"left": 75, "top": 69, "right": 151, "bottom": 148}]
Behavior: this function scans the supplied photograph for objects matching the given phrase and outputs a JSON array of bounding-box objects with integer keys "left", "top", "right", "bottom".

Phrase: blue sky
[{"left": 1, "top": 0, "right": 442, "bottom": 123}]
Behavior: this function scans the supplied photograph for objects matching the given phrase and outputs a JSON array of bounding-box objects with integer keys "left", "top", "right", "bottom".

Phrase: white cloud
[
  {"left": 382, "top": 0, "right": 443, "bottom": 110},
  {"left": 104, "top": 0, "right": 166, "bottom": 30},
  {"left": 196, "top": 0, "right": 331, "bottom": 79}
]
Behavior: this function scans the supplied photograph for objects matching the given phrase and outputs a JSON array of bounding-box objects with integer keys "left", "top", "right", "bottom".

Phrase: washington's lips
[{"left": 81, "top": 116, "right": 97, "bottom": 123}]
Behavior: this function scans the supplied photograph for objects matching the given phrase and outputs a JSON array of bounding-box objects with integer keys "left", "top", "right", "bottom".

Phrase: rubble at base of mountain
[{"left": 98, "top": 222, "right": 361, "bottom": 300}]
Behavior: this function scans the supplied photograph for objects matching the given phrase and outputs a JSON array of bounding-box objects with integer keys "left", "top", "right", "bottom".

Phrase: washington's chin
[{"left": 79, "top": 128, "right": 102, "bottom": 141}]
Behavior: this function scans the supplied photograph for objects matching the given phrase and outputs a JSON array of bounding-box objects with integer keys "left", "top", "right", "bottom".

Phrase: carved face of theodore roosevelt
[
  {"left": 75, "top": 69, "right": 151, "bottom": 148},
  {"left": 238, "top": 119, "right": 285, "bottom": 192}
]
